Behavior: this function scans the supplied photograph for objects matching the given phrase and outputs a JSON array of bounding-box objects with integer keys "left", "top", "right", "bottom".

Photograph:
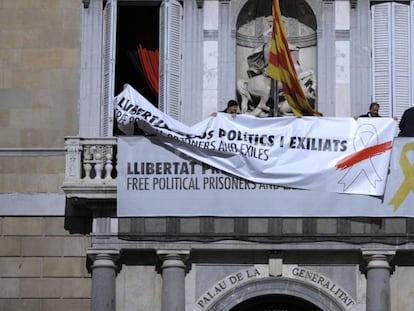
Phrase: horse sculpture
[
  {"left": 237, "top": 74, "right": 272, "bottom": 117},
  {"left": 237, "top": 42, "right": 316, "bottom": 117}
]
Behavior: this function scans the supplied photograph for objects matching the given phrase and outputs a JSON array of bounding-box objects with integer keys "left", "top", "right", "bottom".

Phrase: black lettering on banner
[
  {"left": 289, "top": 137, "right": 348, "bottom": 152},
  {"left": 152, "top": 177, "right": 200, "bottom": 190},
  {"left": 127, "top": 162, "right": 198, "bottom": 175},
  {"left": 201, "top": 165, "right": 222, "bottom": 175},
  {"left": 239, "top": 144, "right": 269, "bottom": 161},
  {"left": 202, "top": 176, "right": 257, "bottom": 190},
  {"left": 217, "top": 128, "right": 276, "bottom": 147},
  {"left": 126, "top": 177, "right": 150, "bottom": 190}
]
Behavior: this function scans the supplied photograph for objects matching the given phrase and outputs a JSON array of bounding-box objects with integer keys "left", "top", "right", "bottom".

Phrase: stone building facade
[
  {"left": 0, "top": 1, "right": 91, "bottom": 310},
  {"left": 1, "top": 1, "right": 414, "bottom": 311}
]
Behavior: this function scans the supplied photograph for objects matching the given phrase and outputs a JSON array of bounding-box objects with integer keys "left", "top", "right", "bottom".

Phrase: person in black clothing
[
  {"left": 212, "top": 100, "right": 239, "bottom": 117},
  {"left": 359, "top": 102, "right": 380, "bottom": 118},
  {"left": 398, "top": 106, "right": 414, "bottom": 137}
]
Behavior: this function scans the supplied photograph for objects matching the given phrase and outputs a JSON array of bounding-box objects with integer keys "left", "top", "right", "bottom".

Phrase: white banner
[
  {"left": 115, "top": 85, "right": 397, "bottom": 196},
  {"left": 117, "top": 137, "right": 414, "bottom": 217}
]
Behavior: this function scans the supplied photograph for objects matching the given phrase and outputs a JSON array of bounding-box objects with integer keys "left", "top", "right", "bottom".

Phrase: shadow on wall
[{"left": 64, "top": 198, "right": 93, "bottom": 234}]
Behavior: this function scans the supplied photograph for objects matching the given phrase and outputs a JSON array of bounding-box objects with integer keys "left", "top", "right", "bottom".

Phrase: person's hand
[
  {"left": 211, "top": 112, "right": 218, "bottom": 117},
  {"left": 393, "top": 116, "right": 398, "bottom": 121}
]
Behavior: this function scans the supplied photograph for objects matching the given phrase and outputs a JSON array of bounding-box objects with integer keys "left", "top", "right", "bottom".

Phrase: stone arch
[
  {"left": 231, "top": 0, "right": 318, "bottom": 117},
  {"left": 231, "top": 0, "right": 319, "bottom": 31},
  {"left": 206, "top": 277, "right": 347, "bottom": 311}
]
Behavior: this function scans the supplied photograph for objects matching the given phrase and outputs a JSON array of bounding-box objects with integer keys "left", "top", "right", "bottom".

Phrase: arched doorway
[
  {"left": 206, "top": 277, "right": 346, "bottom": 311},
  {"left": 230, "top": 294, "right": 321, "bottom": 311}
]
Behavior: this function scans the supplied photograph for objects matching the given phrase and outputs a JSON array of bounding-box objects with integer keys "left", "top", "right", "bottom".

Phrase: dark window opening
[
  {"left": 115, "top": 4, "right": 159, "bottom": 135},
  {"left": 116, "top": 5, "right": 159, "bottom": 104},
  {"left": 230, "top": 294, "right": 322, "bottom": 311}
]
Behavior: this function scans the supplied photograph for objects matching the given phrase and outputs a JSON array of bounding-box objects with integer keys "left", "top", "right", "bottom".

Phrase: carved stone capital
[
  {"left": 157, "top": 250, "right": 191, "bottom": 273},
  {"left": 87, "top": 249, "right": 120, "bottom": 266},
  {"left": 87, "top": 249, "right": 121, "bottom": 274},
  {"left": 157, "top": 250, "right": 190, "bottom": 264},
  {"left": 362, "top": 249, "right": 396, "bottom": 274}
]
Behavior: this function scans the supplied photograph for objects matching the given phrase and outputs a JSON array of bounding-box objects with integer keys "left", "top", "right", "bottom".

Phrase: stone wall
[
  {"left": 0, "top": 0, "right": 81, "bottom": 147},
  {"left": 0, "top": 217, "right": 91, "bottom": 311},
  {"left": 0, "top": 0, "right": 80, "bottom": 193},
  {"left": 0, "top": 156, "right": 65, "bottom": 193}
]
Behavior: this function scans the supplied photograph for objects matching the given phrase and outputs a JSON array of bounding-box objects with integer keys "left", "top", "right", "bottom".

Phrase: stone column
[
  {"left": 218, "top": 0, "right": 235, "bottom": 107},
  {"left": 79, "top": 0, "right": 104, "bottom": 136},
  {"left": 318, "top": 0, "right": 336, "bottom": 116},
  {"left": 88, "top": 250, "right": 120, "bottom": 311},
  {"left": 181, "top": 0, "right": 204, "bottom": 124},
  {"left": 350, "top": 0, "right": 372, "bottom": 117},
  {"left": 363, "top": 250, "right": 395, "bottom": 311},
  {"left": 158, "top": 250, "right": 190, "bottom": 311}
]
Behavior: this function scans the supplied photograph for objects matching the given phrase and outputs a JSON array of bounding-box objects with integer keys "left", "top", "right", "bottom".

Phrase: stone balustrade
[{"left": 62, "top": 137, "right": 117, "bottom": 200}]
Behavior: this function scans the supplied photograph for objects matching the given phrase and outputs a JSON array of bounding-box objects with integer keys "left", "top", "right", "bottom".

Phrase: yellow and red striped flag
[{"left": 267, "top": 0, "right": 319, "bottom": 116}]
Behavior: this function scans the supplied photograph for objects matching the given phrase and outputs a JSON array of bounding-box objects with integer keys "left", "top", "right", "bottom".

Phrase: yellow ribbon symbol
[{"left": 389, "top": 142, "right": 414, "bottom": 211}]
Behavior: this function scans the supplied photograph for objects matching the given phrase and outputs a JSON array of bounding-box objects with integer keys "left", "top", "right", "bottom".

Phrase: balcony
[
  {"left": 62, "top": 135, "right": 414, "bottom": 215},
  {"left": 62, "top": 136, "right": 117, "bottom": 201},
  {"left": 61, "top": 136, "right": 414, "bottom": 244}
]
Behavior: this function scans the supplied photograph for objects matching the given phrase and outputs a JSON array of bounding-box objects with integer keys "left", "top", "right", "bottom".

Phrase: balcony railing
[{"left": 62, "top": 136, "right": 117, "bottom": 200}]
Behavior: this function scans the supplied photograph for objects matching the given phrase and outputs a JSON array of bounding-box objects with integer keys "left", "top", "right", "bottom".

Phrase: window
[
  {"left": 116, "top": 5, "right": 159, "bottom": 104},
  {"left": 372, "top": 1, "right": 412, "bottom": 118},
  {"left": 102, "top": 0, "right": 183, "bottom": 136}
]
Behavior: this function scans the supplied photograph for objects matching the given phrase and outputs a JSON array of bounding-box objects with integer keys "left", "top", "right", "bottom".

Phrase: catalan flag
[{"left": 268, "top": 0, "right": 319, "bottom": 116}]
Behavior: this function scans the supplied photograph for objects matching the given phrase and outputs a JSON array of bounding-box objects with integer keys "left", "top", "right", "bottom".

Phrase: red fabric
[
  {"left": 137, "top": 44, "right": 159, "bottom": 95},
  {"left": 335, "top": 141, "right": 393, "bottom": 170},
  {"left": 268, "top": 0, "right": 320, "bottom": 116}
]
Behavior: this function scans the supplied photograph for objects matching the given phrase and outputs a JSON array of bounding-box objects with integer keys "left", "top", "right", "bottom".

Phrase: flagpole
[
  {"left": 268, "top": 0, "right": 318, "bottom": 116},
  {"left": 271, "top": 79, "right": 279, "bottom": 117}
]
